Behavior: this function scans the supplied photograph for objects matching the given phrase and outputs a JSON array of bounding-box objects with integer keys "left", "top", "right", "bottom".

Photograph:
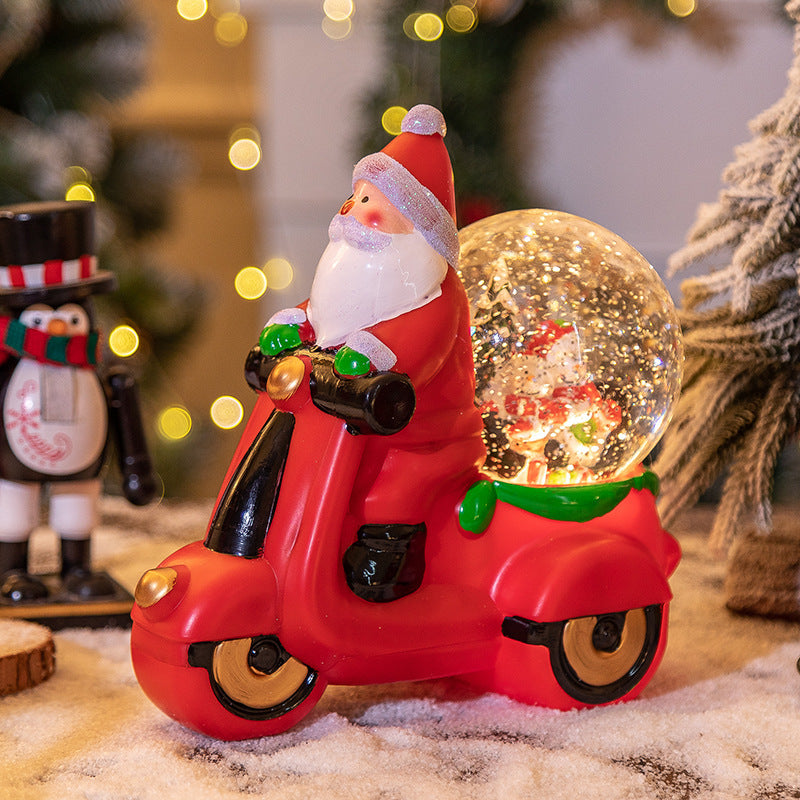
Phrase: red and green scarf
[{"left": 0, "top": 316, "right": 99, "bottom": 368}]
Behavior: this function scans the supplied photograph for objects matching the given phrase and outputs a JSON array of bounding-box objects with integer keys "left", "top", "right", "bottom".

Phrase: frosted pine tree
[{"left": 654, "top": 0, "right": 800, "bottom": 553}]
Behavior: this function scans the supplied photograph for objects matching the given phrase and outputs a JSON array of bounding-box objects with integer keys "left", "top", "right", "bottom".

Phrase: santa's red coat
[{"left": 305, "top": 267, "right": 486, "bottom": 524}]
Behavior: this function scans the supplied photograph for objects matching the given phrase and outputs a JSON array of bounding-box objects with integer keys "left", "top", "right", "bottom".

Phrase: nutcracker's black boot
[
  {"left": 61, "top": 538, "right": 116, "bottom": 598},
  {"left": 0, "top": 540, "right": 49, "bottom": 602},
  {"left": 342, "top": 523, "right": 426, "bottom": 603}
]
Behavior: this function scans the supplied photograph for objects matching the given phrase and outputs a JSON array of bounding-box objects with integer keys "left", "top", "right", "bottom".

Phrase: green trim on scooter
[{"left": 458, "top": 471, "right": 660, "bottom": 534}]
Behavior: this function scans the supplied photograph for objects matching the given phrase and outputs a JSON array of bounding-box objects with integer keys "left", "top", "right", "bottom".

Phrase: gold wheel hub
[
  {"left": 212, "top": 637, "right": 311, "bottom": 709},
  {"left": 562, "top": 608, "right": 647, "bottom": 686}
]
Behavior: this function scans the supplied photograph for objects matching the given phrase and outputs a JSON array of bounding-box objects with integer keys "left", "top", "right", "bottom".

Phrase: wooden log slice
[{"left": 0, "top": 619, "right": 56, "bottom": 695}]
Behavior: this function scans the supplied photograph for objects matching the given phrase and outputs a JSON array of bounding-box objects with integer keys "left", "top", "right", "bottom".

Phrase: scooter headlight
[{"left": 135, "top": 567, "right": 178, "bottom": 608}]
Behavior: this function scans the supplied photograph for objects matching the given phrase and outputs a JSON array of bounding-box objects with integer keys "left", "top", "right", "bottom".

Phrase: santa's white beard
[{"left": 307, "top": 225, "right": 448, "bottom": 349}]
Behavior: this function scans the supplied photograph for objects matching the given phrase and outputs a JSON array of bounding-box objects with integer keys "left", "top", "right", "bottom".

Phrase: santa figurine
[
  {"left": 495, "top": 319, "right": 622, "bottom": 484},
  {"left": 0, "top": 201, "right": 156, "bottom": 604},
  {"left": 259, "top": 104, "right": 485, "bottom": 602}
]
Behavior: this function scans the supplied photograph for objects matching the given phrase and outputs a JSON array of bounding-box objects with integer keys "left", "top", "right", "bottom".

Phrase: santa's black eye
[
  {"left": 33, "top": 316, "right": 43, "bottom": 326},
  {"left": 360, "top": 196, "right": 369, "bottom": 203}
]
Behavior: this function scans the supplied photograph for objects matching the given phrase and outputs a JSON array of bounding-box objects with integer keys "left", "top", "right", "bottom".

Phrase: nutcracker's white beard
[{"left": 307, "top": 216, "right": 448, "bottom": 349}]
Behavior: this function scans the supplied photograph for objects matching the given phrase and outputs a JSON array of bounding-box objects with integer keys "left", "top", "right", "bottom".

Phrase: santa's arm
[
  {"left": 359, "top": 268, "right": 464, "bottom": 387},
  {"left": 258, "top": 299, "right": 315, "bottom": 355}
]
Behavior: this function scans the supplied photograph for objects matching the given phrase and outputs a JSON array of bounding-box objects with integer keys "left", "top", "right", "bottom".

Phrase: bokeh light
[
  {"left": 65, "top": 165, "right": 91, "bottom": 185},
  {"left": 157, "top": 406, "right": 193, "bottom": 441},
  {"left": 322, "top": 16, "right": 351, "bottom": 39},
  {"left": 264, "top": 257, "right": 294, "bottom": 291},
  {"left": 235, "top": 266, "right": 268, "bottom": 300},
  {"left": 414, "top": 12, "right": 444, "bottom": 41},
  {"left": 214, "top": 12, "right": 248, "bottom": 46},
  {"left": 108, "top": 324, "right": 140, "bottom": 358},
  {"left": 403, "top": 13, "right": 421, "bottom": 39},
  {"left": 323, "top": 0, "right": 354, "bottom": 21},
  {"left": 446, "top": 4, "right": 477, "bottom": 33},
  {"left": 228, "top": 127, "right": 261, "bottom": 171},
  {"left": 666, "top": 0, "right": 696, "bottom": 16},
  {"left": 210, "top": 395, "right": 244, "bottom": 429},
  {"left": 381, "top": 106, "right": 407, "bottom": 136},
  {"left": 209, "top": 0, "right": 239, "bottom": 16},
  {"left": 65, "top": 182, "right": 95, "bottom": 202},
  {"left": 177, "top": 0, "right": 207, "bottom": 21}
]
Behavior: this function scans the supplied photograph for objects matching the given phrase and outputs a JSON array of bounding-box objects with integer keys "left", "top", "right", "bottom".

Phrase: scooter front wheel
[
  {"left": 550, "top": 605, "right": 661, "bottom": 705},
  {"left": 186, "top": 634, "right": 327, "bottom": 736}
]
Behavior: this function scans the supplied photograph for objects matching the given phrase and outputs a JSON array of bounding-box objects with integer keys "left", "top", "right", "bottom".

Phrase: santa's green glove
[
  {"left": 259, "top": 323, "right": 302, "bottom": 357},
  {"left": 334, "top": 345, "right": 371, "bottom": 377}
]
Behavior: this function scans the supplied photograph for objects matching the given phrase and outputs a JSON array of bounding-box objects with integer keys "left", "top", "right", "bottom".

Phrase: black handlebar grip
[
  {"left": 242, "top": 346, "right": 415, "bottom": 435},
  {"left": 309, "top": 359, "right": 415, "bottom": 436},
  {"left": 244, "top": 345, "right": 275, "bottom": 392}
]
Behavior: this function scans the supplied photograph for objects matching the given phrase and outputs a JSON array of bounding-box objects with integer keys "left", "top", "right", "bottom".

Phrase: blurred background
[{"left": 0, "top": 0, "right": 792, "bottom": 498}]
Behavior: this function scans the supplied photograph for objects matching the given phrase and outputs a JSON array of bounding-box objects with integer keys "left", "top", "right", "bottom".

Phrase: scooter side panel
[{"left": 490, "top": 525, "right": 673, "bottom": 623}]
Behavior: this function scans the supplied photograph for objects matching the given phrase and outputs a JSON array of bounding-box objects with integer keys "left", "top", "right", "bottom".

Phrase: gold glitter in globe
[{"left": 458, "top": 209, "right": 683, "bottom": 486}]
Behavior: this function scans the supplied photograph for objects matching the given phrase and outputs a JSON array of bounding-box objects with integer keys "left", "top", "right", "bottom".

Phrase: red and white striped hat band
[{"left": 0, "top": 254, "right": 97, "bottom": 290}]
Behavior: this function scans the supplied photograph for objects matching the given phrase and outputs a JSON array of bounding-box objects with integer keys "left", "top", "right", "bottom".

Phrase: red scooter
[{"left": 131, "top": 345, "right": 679, "bottom": 741}]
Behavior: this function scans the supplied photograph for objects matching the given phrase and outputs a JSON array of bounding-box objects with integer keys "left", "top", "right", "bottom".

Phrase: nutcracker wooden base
[{"left": 0, "top": 571, "right": 133, "bottom": 630}]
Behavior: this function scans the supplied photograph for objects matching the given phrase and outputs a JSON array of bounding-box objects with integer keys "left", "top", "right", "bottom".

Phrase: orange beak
[{"left": 47, "top": 319, "right": 68, "bottom": 336}]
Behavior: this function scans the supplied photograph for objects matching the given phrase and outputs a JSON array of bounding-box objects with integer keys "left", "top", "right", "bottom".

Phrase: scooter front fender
[{"left": 131, "top": 540, "right": 280, "bottom": 650}]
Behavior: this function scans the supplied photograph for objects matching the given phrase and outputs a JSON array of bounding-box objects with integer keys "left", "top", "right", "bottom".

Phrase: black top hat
[{"left": 0, "top": 201, "right": 116, "bottom": 307}]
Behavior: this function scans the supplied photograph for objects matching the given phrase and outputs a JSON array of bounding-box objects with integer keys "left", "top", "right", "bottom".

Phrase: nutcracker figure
[{"left": 0, "top": 201, "right": 156, "bottom": 614}]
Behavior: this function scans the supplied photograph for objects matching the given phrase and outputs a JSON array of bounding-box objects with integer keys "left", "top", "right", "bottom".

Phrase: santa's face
[
  {"left": 308, "top": 182, "right": 448, "bottom": 349},
  {"left": 338, "top": 180, "right": 413, "bottom": 235}
]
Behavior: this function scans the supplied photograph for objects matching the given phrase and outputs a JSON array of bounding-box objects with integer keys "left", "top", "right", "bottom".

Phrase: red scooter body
[{"left": 131, "top": 348, "right": 680, "bottom": 741}]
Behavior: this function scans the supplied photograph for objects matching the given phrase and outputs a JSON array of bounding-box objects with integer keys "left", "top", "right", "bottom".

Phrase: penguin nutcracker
[{"left": 0, "top": 201, "right": 156, "bottom": 607}]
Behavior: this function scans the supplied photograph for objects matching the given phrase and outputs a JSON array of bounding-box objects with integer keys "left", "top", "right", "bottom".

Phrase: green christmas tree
[{"left": 0, "top": 0, "right": 203, "bottom": 373}]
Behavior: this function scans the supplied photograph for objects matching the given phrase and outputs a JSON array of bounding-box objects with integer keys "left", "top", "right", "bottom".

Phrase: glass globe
[{"left": 458, "top": 209, "right": 683, "bottom": 486}]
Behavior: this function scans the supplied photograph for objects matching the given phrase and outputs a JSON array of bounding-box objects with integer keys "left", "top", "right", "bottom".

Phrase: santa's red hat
[{"left": 352, "top": 104, "right": 459, "bottom": 266}]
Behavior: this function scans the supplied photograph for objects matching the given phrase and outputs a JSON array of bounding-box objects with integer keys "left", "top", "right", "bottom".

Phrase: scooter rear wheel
[{"left": 550, "top": 605, "right": 661, "bottom": 705}]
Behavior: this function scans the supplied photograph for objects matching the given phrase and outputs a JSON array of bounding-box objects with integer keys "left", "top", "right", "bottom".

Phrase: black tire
[
  {"left": 549, "top": 605, "right": 662, "bottom": 705},
  {"left": 188, "top": 635, "right": 320, "bottom": 721}
]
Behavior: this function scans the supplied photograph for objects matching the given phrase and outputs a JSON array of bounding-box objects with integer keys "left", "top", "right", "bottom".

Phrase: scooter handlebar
[{"left": 245, "top": 346, "right": 416, "bottom": 436}]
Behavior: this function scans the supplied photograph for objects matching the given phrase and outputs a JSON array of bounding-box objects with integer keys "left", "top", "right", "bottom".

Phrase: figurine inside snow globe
[{"left": 459, "top": 209, "right": 683, "bottom": 486}]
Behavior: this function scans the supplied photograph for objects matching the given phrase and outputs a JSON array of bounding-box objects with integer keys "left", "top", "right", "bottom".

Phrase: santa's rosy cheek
[{"left": 363, "top": 210, "right": 385, "bottom": 228}]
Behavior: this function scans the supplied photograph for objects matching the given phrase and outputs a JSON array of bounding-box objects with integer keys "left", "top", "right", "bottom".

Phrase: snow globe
[{"left": 458, "top": 208, "right": 683, "bottom": 486}]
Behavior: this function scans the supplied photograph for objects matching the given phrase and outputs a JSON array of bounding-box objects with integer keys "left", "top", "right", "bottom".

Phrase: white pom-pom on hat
[
  {"left": 353, "top": 103, "right": 458, "bottom": 265},
  {"left": 401, "top": 104, "right": 447, "bottom": 138}
]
